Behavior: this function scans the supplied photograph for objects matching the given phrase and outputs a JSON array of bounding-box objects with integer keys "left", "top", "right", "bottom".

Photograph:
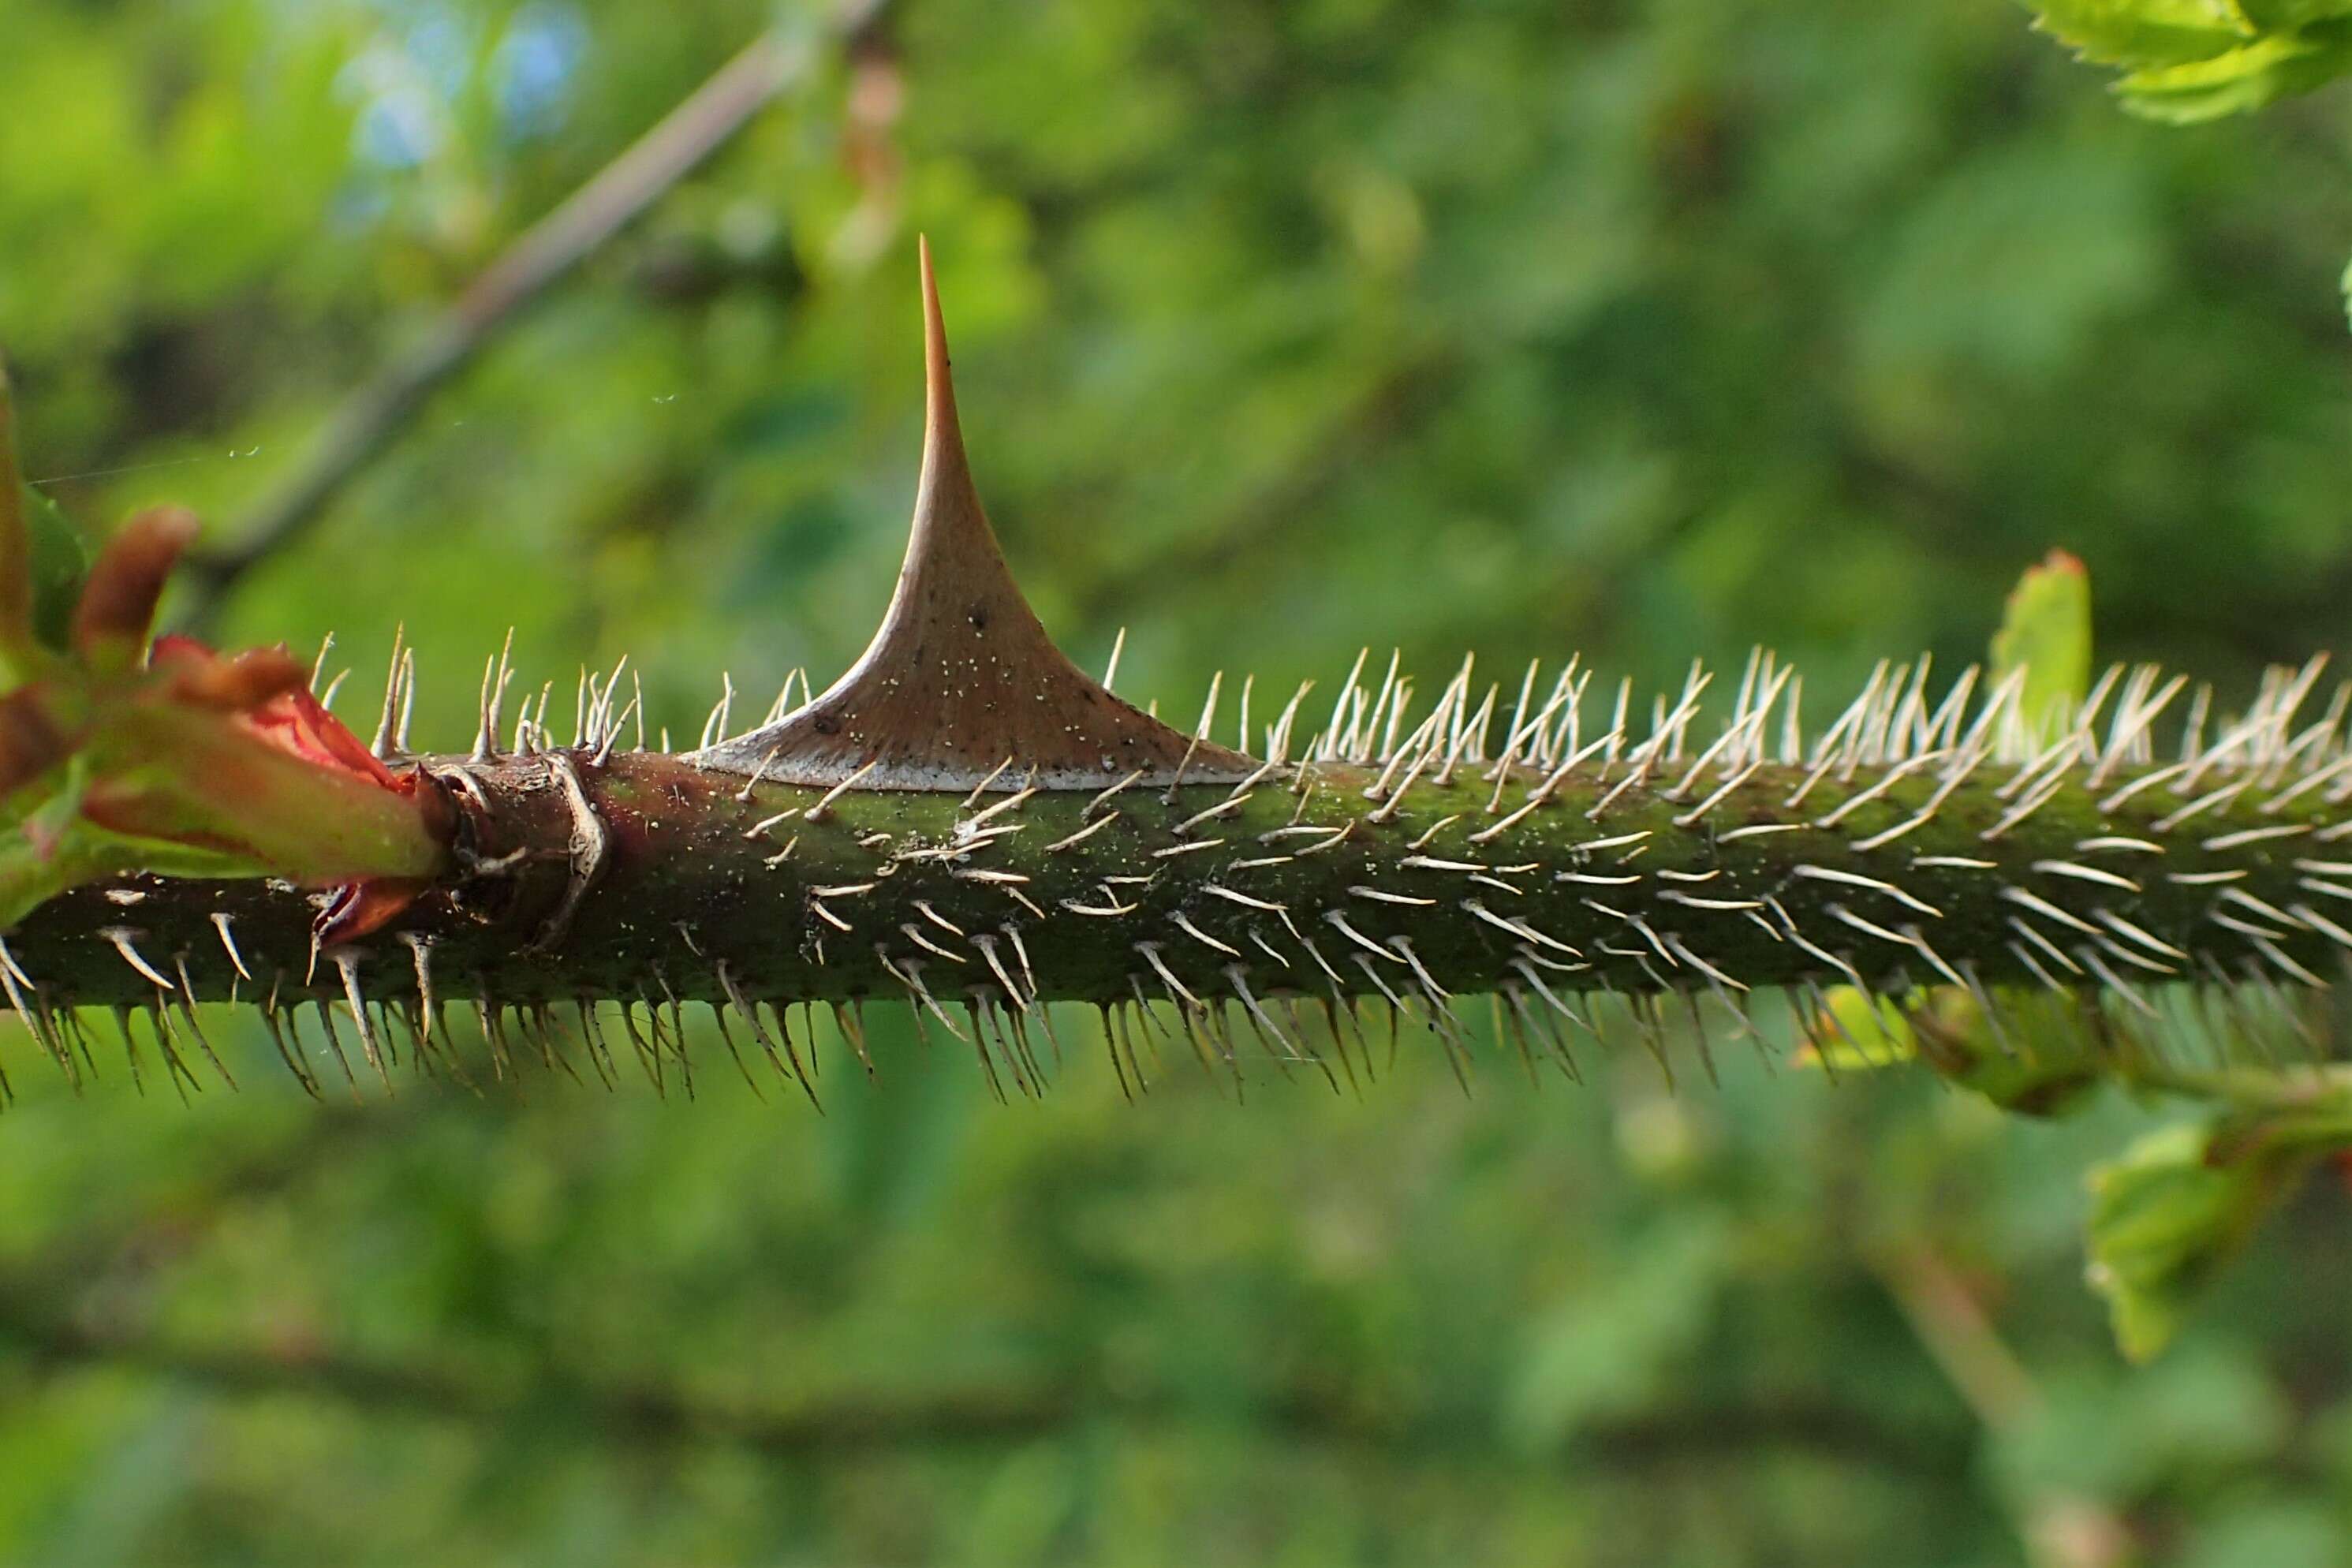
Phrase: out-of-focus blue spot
[
  {"left": 404, "top": 8, "right": 478, "bottom": 99},
  {"left": 353, "top": 84, "right": 443, "bottom": 168},
  {"left": 493, "top": 5, "right": 589, "bottom": 142}
]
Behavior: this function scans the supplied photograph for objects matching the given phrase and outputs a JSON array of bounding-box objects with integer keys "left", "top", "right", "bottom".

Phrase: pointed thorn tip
[{"left": 919, "top": 235, "right": 957, "bottom": 453}]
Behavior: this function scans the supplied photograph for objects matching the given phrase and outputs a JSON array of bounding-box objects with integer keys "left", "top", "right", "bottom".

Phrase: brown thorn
[
  {"left": 371, "top": 624, "right": 407, "bottom": 757},
  {"left": 539, "top": 1002, "right": 613, "bottom": 1090},
  {"left": 831, "top": 999, "right": 875, "bottom": 1079},
  {"left": 608, "top": 999, "right": 665, "bottom": 1097},
  {"left": 474, "top": 996, "right": 517, "bottom": 1083},
  {"left": 733, "top": 741, "right": 788, "bottom": 802},
  {"left": 1125, "top": 978, "right": 1176, "bottom": 1076},
  {"left": 714, "top": 964, "right": 801, "bottom": 1105},
  {"left": 706, "top": 999, "right": 767, "bottom": 1102},
  {"left": 171, "top": 958, "right": 237, "bottom": 1090},
  {"left": 1002, "top": 924, "right": 1041, "bottom": 997},
  {"left": 147, "top": 1002, "right": 203, "bottom": 1103},
  {"left": 53, "top": 1001, "right": 98, "bottom": 1091},
  {"left": 106, "top": 1006, "right": 147, "bottom": 1097},
  {"left": 398, "top": 934, "right": 439, "bottom": 1058},
  {"left": 210, "top": 913, "right": 252, "bottom": 985},
  {"left": 765, "top": 999, "right": 823, "bottom": 1110},
  {"left": 102, "top": 928, "right": 175, "bottom": 990},
  {"left": 1497, "top": 989, "right": 1543, "bottom": 1089},
  {"left": 330, "top": 950, "right": 396, "bottom": 1096},
  {"left": 312, "top": 998, "right": 363, "bottom": 1101},
  {"left": 973, "top": 934, "right": 1029, "bottom": 1012},
  {"left": 961, "top": 998, "right": 1011, "bottom": 1102},
  {"left": 972, "top": 991, "right": 1029, "bottom": 1098},
  {"left": 257, "top": 989, "right": 320, "bottom": 1099},
  {"left": 1096, "top": 1002, "right": 1135, "bottom": 1101},
  {"left": 0, "top": 958, "right": 61, "bottom": 1078},
  {"left": 876, "top": 947, "right": 969, "bottom": 1042},
  {"left": 1137, "top": 943, "right": 1202, "bottom": 1009},
  {"left": 692, "top": 239, "right": 1256, "bottom": 792},
  {"left": 996, "top": 991, "right": 1049, "bottom": 1095}
]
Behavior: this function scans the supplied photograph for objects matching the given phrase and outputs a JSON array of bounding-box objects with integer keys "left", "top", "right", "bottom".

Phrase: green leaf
[
  {"left": 2023, "top": 0, "right": 2352, "bottom": 121},
  {"left": 1794, "top": 985, "right": 1919, "bottom": 1071},
  {"left": 2116, "top": 32, "right": 2322, "bottom": 120},
  {"left": 0, "top": 362, "right": 32, "bottom": 681},
  {"left": 2024, "top": 0, "right": 2257, "bottom": 68},
  {"left": 2084, "top": 1120, "right": 2316, "bottom": 1362},
  {"left": 0, "top": 362, "right": 88, "bottom": 685},
  {"left": 1992, "top": 548, "right": 2093, "bottom": 741},
  {"left": 20, "top": 487, "right": 88, "bottom": 655},
  {"left": 1911, "top": 990, "right": 2107, "bottom": 1118},
  {"left": 1798, "top": 984, "right": 2106, "bottom": 1115}
]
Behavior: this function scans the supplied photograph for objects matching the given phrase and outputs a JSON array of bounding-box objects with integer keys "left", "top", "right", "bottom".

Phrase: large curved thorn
[{"left": 693, "top": 237, "right": 1257, "bottom": 790}]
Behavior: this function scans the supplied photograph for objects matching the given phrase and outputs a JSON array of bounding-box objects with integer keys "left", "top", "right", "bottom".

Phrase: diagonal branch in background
[
  {"left": 1874, "top": 1242, "right": 2132, "bottom": 1568},
  {"left": 1071, "top": 349, "right": 1458, "bottom": 632},
  {"left": 181, "top": 0, "right": 891, "bottom": 625}
]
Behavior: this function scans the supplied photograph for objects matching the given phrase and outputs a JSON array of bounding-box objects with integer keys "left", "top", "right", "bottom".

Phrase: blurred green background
[{"left": 3, "top": 0, "right": 2352, "bottom": 1562}]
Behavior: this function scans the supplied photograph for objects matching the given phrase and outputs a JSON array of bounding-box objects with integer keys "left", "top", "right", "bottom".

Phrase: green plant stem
[{"left": 2, "top": 750, "right": 2344, "bottom": 1034}]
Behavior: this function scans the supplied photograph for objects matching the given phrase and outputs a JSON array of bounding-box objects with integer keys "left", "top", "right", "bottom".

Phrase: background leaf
[
  {"left": 2024, "top": 0, "right": 2352, "bottom": 120},
  {"left": 2084, "top": 1120, "right": 2317, "bottom": 1362},
  {"left": 18, "top": 487, "right": 87, "bottom": 654}
]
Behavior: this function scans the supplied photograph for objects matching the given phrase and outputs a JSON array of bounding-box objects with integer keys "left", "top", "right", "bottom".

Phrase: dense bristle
[{"left": 6, "top": 633, "right": 2352, "bottom": 1101}]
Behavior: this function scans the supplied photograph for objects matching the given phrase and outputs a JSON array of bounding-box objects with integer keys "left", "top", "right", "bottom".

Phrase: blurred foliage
[
  {"left": 2086, "top": 1119, "right": 2317, "bottom": 1365},
  {"left": 2, "top": 0, "right": 2352, "bottom": 1562}
]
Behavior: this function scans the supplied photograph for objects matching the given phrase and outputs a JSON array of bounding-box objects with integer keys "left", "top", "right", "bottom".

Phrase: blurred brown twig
[{"left": 183, "top": 0, "right": 891, "bottom": 625}]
